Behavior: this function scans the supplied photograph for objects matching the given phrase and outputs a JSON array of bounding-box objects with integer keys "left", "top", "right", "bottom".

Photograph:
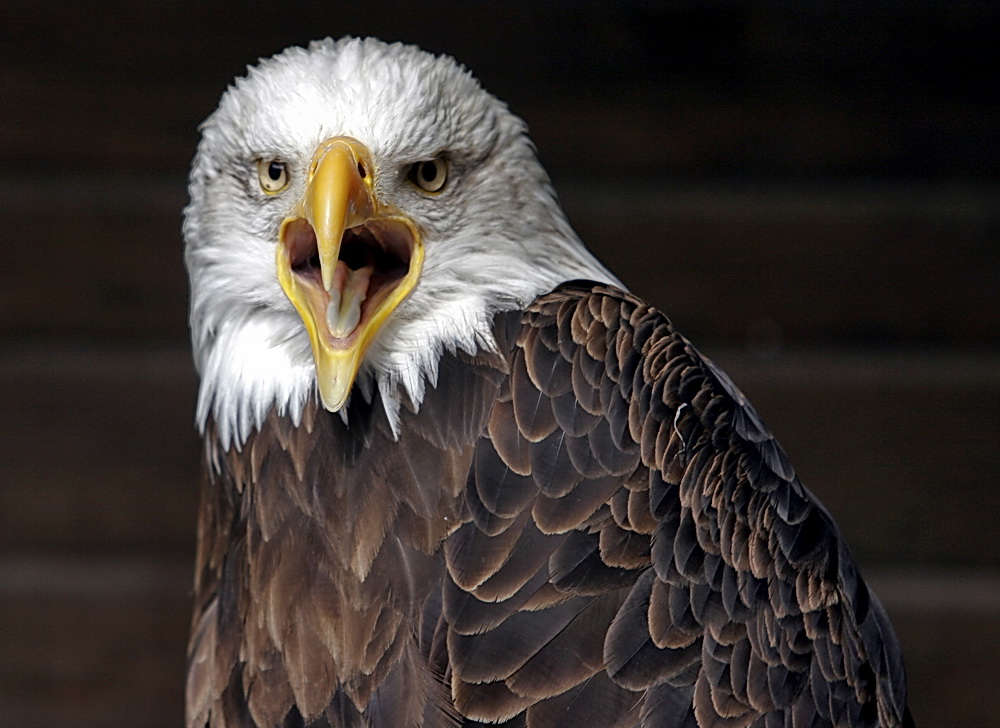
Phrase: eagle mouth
[{"left": 283, "top": 218, "right": 415, "bottom": 346}]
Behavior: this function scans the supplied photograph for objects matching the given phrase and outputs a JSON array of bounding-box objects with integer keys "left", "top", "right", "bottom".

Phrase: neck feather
[{"left": 191, "top": 229, "right": 619, "bottom": 451}]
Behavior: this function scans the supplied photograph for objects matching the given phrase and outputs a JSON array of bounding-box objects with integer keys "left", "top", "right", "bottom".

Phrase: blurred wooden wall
[{"left": 1, "top": 2, "right": 998, "bottom": 726}]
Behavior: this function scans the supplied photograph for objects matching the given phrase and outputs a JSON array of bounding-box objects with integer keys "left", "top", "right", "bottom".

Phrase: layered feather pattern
[{"left": 188, "top": 284, "right": 912, "bottom": 728}]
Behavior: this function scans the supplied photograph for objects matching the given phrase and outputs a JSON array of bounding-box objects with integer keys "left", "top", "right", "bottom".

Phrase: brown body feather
[{"left": 188, "top": 283, "right": 912, "bottom": 728}]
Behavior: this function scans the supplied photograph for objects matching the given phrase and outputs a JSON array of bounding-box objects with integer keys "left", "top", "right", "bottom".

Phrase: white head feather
[{"left": 184, "top": 37, "right": 619, "bottom": 450}]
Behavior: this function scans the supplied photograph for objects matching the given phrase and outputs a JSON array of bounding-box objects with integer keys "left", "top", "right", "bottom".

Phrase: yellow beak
[{"left": 276, "top": 138, "right": 424, "bottom": 412}]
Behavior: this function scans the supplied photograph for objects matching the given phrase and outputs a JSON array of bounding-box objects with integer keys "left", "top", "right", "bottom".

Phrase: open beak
[{"left": 277, "top": 137, "right": 424, "bottom": 412}]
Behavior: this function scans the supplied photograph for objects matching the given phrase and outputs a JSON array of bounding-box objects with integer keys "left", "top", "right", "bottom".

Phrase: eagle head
[{"left": 183, "top": 37, "right": 616, "bottom": 448}]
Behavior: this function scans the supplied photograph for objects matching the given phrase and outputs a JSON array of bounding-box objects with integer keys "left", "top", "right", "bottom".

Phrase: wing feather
[{"left": 442, "top": 283, "right": 911, "bottom": 727}]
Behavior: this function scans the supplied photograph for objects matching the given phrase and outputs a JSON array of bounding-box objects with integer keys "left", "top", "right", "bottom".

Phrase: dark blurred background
[{"left": 1, "top": 2, "right": 998, "bottom": 726}]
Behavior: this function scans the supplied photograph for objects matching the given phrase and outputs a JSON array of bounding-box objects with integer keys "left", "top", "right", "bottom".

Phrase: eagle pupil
[
  {"left": 421, "top": 162, "right": 436, "bottom": 182},
  {"left": 268, "top": 162, "right": 283, "bottom": 181}
]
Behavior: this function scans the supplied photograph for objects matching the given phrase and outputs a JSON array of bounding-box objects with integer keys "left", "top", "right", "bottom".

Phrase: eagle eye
[
  {"left": 256, "top": 159, "right": 289, "bottom": 194},
  {"left": 407, "top": 158, "right": 448, "bottom": 193}
]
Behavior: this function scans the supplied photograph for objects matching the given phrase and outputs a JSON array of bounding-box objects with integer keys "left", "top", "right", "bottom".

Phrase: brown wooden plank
[
  {"left": 0, "top": 556, "right": 189, "bottom": 728},
  {"left": 3, "top": 181, "right": 998, "bottom": 346},
  {"left": 0, "top": 347, "right": 200, "bottom": 550},
  {"left": 0, "top": 1, "right": 996, "bottom": 179}
]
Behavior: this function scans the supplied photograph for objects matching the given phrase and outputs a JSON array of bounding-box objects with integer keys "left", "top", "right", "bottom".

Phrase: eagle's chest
[
  {"left": 189, "top": 352, "right": 510, "bottom": 725},
  {"left": 234, "top": 407, "right": 471, "bottom": 645}
]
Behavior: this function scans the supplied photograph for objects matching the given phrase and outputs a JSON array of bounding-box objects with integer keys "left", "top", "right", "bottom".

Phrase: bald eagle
[{"left": 183, "top": 37, "right": 912, "bottom": 728}]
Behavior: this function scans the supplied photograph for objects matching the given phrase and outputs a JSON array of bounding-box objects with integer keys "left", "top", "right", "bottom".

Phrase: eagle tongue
[{"left": 326, "top": 261, "right": 371, "bottom": 338}]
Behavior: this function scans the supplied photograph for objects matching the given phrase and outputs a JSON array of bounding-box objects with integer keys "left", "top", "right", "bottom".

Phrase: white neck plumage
[{"left": 190, "top": 224, "right": 620, "bottom": 452}]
